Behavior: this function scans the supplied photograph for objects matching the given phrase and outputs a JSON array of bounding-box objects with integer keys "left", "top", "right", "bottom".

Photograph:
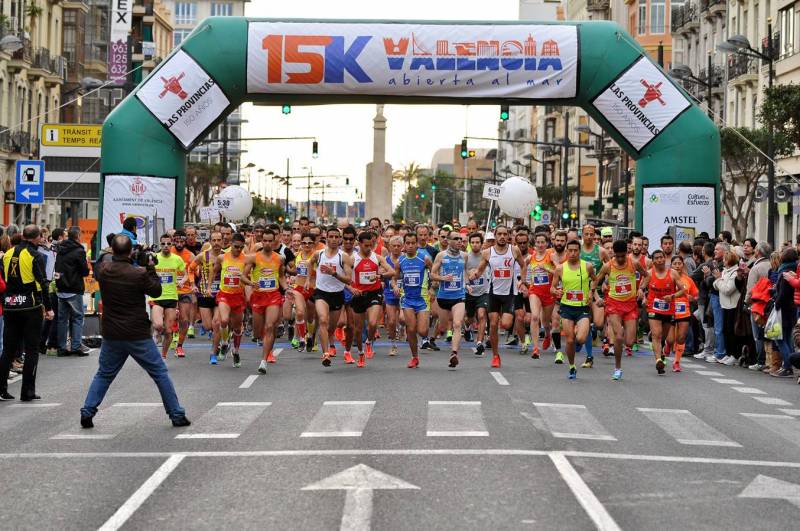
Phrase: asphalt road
[{"left": 3, "top": 334, "right": 800, "bottom": 530}]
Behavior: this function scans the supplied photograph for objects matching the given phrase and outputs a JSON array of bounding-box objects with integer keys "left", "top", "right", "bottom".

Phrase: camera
[{"left": 131, "top": 244, "right": 158, "bottom": 268}]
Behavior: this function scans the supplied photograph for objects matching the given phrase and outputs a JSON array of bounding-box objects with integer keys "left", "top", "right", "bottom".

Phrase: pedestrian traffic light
[
  {"left": 312, "top": 141, "right": 318, "bottom": 158},
  {"left": 460, "top": 139, "right": 468, "bottom": 159},
  {"left": 468, "top": 150, "right": 476, "bottom": 158},
  {"left": 500, "top": 104, "right": 509, "bottom": 121},
  {"left": 281, "top": 104, "right": 291, "bottom": 115},
  {"left": 532, "top": 209, "right": 541, "bottom": 221}
]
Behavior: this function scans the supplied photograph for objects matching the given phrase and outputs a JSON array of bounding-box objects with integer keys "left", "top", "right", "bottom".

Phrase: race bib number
[
  {"left": 223, "top": 276, "right": 240, "bottom": 287},
  {"left": 533, "top": 272, "right": 549, "bottom": 286},
  {"left": 444, "top": 279, "right": 462, "bottom": 291},
  {"left": 493, "top": 268, "right": 511, "bottom": 279},
  {"left": 614, "top": 279, "right": 633, "bottom": 295},
  {"left": 565, "top": 290, "right": 584, "bottom": 302},
  {"left": 211, "top": 280, "right": 220, "bottom": 293},
  {"left": 404, "top": 272, "right": 421, "bottom": 287},
  {"left": 258, "top": 277, "right": 276, "bottom": 290},
  {"left": 468, "top": 276, "right": 485, "bottom": 286},
  {"left": 675, "top": 302, "right": 688, "bottom": 314},
  {"left": 158, "top": 273, "right": 174, "bottom": 284},
  {"left": 653, "top": 298, "right": 670, "bottom": 312},
  {"left": 297, "top": 264, "right": 309, "bottom": 276},
  {"left": 359, "top": 271, "right": 377, "bottom": 285}
]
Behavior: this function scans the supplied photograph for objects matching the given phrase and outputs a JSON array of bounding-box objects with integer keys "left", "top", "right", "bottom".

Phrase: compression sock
[
  {"left": 233, "top": 330, "right": 242, "bottom": 351},
  {"left": 674, "top": 343, "right": 685, "bottom": 364},
  {"left": 220, "top": 326, "right": 230, "bottom": 344},
  {"left": 552, "top": 331, "right": 562, "bottom": 350},
  {"left": 296, "top": 320, "right": 307, "bottom": 338},
  {"left": 584, "top": 339, "right": 592, "bottom": 358}
]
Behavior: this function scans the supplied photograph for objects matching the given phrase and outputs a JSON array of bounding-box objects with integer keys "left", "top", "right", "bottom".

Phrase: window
[
  {"left": 650, "top": 0, "right": 665, "bottom": 34},
  {"left": 174, "top": 2, "right": 196, "bottom": 24},
  {"left": 779, "top": 5, "right": 796, "bottom": 58},
  {"left": 211, "top": 2, "right": 233, "bottom": 16},
  {"left": 173, "top": 29, "right": 192, "bottom": 47},
  {"left": 638, "top": 0, "right": 647, "bottom": 35}
]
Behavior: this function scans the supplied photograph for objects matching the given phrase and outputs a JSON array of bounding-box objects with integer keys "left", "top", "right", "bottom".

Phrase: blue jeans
[
  {"left": 57, "top": 294, "right": 84, "bottom": 351},
  {"left": 710, "top": 294, "right": 726, "bottom": 359},
  {"left": 81, "top": 338, "right": 185, "bottom": 420},
  {"left": 751, "top": 313, "right": 765, "bottom": 365},
  {"left": 777, "top": 325, "right": 795, "bottom": 371}
]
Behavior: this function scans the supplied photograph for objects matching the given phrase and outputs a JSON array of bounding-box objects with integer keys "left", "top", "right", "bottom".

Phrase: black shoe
[
  {"left": 656, "top": 359, "right": 666, "bottom": 375},
  {"left": 80, "top": 415, "right": 94, "bottom": 429},
  {"left": 20, "top": 394, "right": 42, "bottom": 402},
  {"left": 463, "top": 328, "right": 473, "bottom": 343},
  {"left": 475, "top": 342, "right": 485, "bottom": 356},
  {"left": 506, "top": 335, "right": 519, "bottom": 346},
  {"left": 448, "top": 353, "right": 459, "bottom": 368},
  {"left": 171, "top": 416, "right": 191, "bottom": 427},
  {"left": 420, "top": 338, "right": 432, "bottom": 350},
  {"left": 428, "top": 338, "right": 440, "bottom": 351},
  {"left": 57, "top": 348, "right": 72, "bottom": 357},
  {"left": 0, "top": 392, "right": 14, "bottom": 401},
  {"left": 72, "top": 344, "right": 91, "bottom": 357}
]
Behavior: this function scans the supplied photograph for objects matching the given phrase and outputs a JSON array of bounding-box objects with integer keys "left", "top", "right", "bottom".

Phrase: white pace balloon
[
  {"left": 217, "top": 185, "right": 253, "bottom": 220},
  {"left": 497, "top": 177, "right": 539, "bottom": 218}
]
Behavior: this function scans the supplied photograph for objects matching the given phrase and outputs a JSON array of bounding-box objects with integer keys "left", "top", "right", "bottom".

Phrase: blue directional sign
[{"left": 15, "top": 160, "right": 44, "bottom": 204}]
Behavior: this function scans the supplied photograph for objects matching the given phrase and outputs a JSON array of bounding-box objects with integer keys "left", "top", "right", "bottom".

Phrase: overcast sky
[{"left": 242, "top": 0, "right": 520, "bottom": 204}]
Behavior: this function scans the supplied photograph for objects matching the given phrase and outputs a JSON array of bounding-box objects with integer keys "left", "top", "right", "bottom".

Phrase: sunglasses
[
  {"left": 302, "top": 241, "right": 313, "bottom": 245},
  {"left": 343, "top": 237, "right": 355, "bottom": 241}
]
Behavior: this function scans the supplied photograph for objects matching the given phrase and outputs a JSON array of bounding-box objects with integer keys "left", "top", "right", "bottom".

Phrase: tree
[
  {"left": 393, "top": 170, "right": 458, "bottom": 224},
  {"left": 761, "top": 84, "right": 800, "bottom": 148},
  {"left": 394, "top": 162, "right": 424, "bottom": 222},
  {"left": 185, "top": 162, "right": 223, "bottom": 222},
  {"left": 251, "top": 195, "right": 286, "bottom": 222},
  {"left": 719, "top": 127, "right": 792, "bottom": 240}
]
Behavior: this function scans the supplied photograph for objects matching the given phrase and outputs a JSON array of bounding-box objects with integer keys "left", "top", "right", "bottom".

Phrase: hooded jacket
[{"left": 55, "top": 238, "right": 89, "bottom": 294}]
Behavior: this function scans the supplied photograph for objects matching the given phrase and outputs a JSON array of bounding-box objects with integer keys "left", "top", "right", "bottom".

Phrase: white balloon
[
  {"left": 217, "top": 185, "right": 253, "bottom": 220},
  {"left": 497, "top": 177, "right": 539, "bottom": 219}
]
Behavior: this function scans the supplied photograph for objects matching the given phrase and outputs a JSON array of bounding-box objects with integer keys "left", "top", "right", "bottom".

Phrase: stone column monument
[{"left": 365, "top": 104, "right": 393, "bottom": 222}]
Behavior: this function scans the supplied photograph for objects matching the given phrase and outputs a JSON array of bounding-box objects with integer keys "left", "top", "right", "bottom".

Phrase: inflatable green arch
[{"left": 100, "top": 18, "right": 719, "bottom": 244}]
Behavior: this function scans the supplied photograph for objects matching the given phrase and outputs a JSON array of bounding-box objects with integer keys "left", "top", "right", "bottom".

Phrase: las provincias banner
[{"left": 246, "top": 22, "right": 579, "bottom": 99}]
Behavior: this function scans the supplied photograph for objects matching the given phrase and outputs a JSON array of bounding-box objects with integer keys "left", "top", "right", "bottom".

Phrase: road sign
[
  {"left": 41, "top": 124, "right": 102, "bottom": 147},
  {"left": 15, "top": 160, "right": 44, "bottom": 204},
  {"left": 482, "top": 183, "right": 501, "bottom": 200},
  {"left": 540, "top": 210, "right": 552, "bottom": 224}
]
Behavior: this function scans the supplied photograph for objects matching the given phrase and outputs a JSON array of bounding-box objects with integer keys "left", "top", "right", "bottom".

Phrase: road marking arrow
[
  {"left": 738, "top": 474, "right": 800, "bottom": 508},
  {"left": 21, "top": 188, "right": 39, "bottom": 199},
  {"left": 302, "top": 463, "right": 419, "bottom": 531}
]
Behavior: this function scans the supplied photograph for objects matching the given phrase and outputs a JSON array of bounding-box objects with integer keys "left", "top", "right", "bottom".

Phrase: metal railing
[
  {"left": 0, "top": 129, "right": 34, "bottom": 154},
  {"left": 727, "top": 54, "right": 757, "bottom": 79},
  {"left": 671, "top": 3, "right": 699, "bottom": 33},
  {"left": 699, "top": 0, "right": 723, "bottom": 12},
  {"left": 587, "top": 0, "right": 610, "bottom": 11}
]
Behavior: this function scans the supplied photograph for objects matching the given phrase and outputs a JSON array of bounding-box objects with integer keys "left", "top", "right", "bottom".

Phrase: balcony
[
  {"left": 699, "top": 0, "right": 725, "bottom": 18},
  {"left": 0, "top": 129, "right": 34, "bottom": 155},
  {"left": 587, "top": 0, "right": 610, "bottom": 12},
  {"left": 727, "top": 55, "right": 758, "bottom": 85},
  {"left": 7, "top": 37, "right": 33, "bottom": 71},
  {"left": 671, "top": 3, "right": 699, "bottom": 35},
  {"left": 30, "top": 47, "right": 51, "bottom": 76},
  {"left": 697, "top": 64, "right": 724, "bottom": 96}
]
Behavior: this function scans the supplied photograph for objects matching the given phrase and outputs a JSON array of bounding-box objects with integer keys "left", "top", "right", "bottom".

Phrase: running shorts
[
  {"left": 153, "top": 299, "right": 177, "bottom": 310},
  {"left": 250, "top": 291, "right": 284, "bottom": 314},
  {"left": 514, "top": 293, "right": 531, "bottom": 312},
  {"left": 465, "top": 293, "right": 488, "bottom": 318},
  {"left": 216, "top": 291, "right": 247, "bottom": 314},
  {"left": 560, "top": 304, "right": 591, "bottom": 323},
  {"left": 488, "top": 293, "right": 514, "bottom": 315},
  {"left": 648, "top": 312, "right": 674, "bottom": 323},
  {"left": 436, "top": 297, "right": 464, "bottom": 312},
  {"left": 529, "top": 286, "right": 555, "bottom": 306},
  {"left": 605, "top": 298, "right": 638, "bottom": 321},
  {"left": 197, "top": 296, "right": 217, "bottom": 309},
  {"left": 384, "top": 289, "right": 400, "bottom": 307},
  {"left": 292, "top": 285, "right": 314, "bottom": 301},
  {"left": 313, "top": 289, "right": 345, "bottom": 312},
  {"left": 401, "top": 297, "right": 427, "bottom": 313},
  {"left": 351, "top": 290, "right": 383, "bottom": 314},
  {"left": 178, "top": 293, "right": 194, "bottom": 304}
]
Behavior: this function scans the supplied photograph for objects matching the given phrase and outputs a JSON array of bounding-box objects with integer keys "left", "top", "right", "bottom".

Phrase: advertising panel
[
  {"left": 247, "top": 22, "right": 579, "bottom": 99},
  {"left": 136, "top": 50, "right": 231, "bottom": 148},
  {"left": 592, "top": 57, "right": 690, "bottom": 151},
  {"left": 642, "top": 185, "right": 716, "bottom": 247},
  {"left": 109, "top": 0, "right": 133, "bottom": 85},
  {"left": 101, "top": 175, "right": 177, "bottom": 248}
]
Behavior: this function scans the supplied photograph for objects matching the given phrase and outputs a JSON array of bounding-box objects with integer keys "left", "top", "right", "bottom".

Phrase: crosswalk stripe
[
  {"left": 239, "top": 375, "right": 259, "bottom": 389},
  {"left": 752, "top": 397, "right": 793, "bottom": 406},
  {"left": 8, "top": 403, "right": 61, "bottom": 408},
  {"left": 637, "top": 408, "right": 741, "bottom": 447},
  {"left": 175, "top": 402, "right": 271, "bottom": 440},
  {"left": 779, "top": 409, "right": 800, "bottom": 416},
  {"left": 741, "top": 412, "right": 800, "bottom": 447},
  {"left": 710, "top": 378, "right": 743, "bottom": 385},
  {"left": 52, "top": 403, "right": 161, "bottom": 440},
  {"left": 427, "top": 401, "right": 489, "bottom": 437},
  {"left": 693, "top": 370, "right": 724, "bottom": 376},
  {"left": 300, "top": 401, "right": 376, "bottom": 437},
  {"left": 732, "top": 387, "right": 767, "bottom": 395},
  {"left": 490, "top": 371, "right": 510, "bottom": 386},
  {"left": 533, "top": 403, "right": 616, "bottom": 441}
]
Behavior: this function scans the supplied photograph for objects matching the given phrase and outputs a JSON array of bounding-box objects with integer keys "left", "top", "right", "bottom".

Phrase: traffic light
[
  {"left": 312, "top": 141, "right": 318, "bottom": 158},
  {"left": 432, "top": 183, "right": 437, "bottom": 191},
  {"left": 570, "top": 211, "right": 577, "bottom": 220},
  {"left": 460, "top": 139, "right": 468, "bottom": 159},
  {"left": 345, "top": 178, "right": 349, "bottom": 185},
  {"left": 561, "top": 212, "right": 569, "bottom": 220},
  {"left": 420, "top": 192, "right": 426, "bottom": 199},
  {"left": 281, "top": 104, "right": 291, "bottom": 115},
  {"left": 415, "top": 194, "right": 420, "bottom": 199},
  {"left": 500, "top": 104, "right": 509, "bottom": 121},
  {"left": 468, "top": 149, "right": 476, "bottom": 158}
]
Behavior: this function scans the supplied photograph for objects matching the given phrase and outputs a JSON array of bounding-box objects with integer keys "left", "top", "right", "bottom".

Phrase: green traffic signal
[
  {"left": 561, "top": 212, "right": 569, "bottom": 220},
  {"left": 460, "top": 139, "right": 468, "bottom": 159},
  {"left": 533, "top": 213, "right": 541, "bottom": 221},
  {"left": 420, "top": 192, "right": 426, "bottom": 199},
  {"left": 534, "top": 204, "right": 542, "bottom": 213},
  {"left": 432, "top": 184, "right": 437, "bottom": 191},
  {"left": 500, "top": 104, "right": 509, "bottom": 121},
  {"left": 281, "top": 104, "right": 291, "bottom": 115}
]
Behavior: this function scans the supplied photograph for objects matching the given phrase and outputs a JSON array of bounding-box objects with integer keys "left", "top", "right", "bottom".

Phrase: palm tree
[{"left": 394, "top": 162, "right": 423, "bottom": 222}]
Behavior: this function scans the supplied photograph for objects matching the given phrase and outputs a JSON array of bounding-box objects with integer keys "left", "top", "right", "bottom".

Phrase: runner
[
  {"left": 431, "top": 231, "right": 468, "bottom": 368},
  {"left": 580, "top": 224, "right": 609, "bottom": 363},
  {"left": 150, "top": 234, "right": 186, "bottom": 360},
  {"left": 526, "top": 232, "right": 556, "bottom": 360},
  {"left": 549, "top": 230, "right": 568, "bottom": 363},
  {"left": 171, "top": 229, "right": 196, "bottom": 358},
  {"left": 550, "top": 239, "right": 597, "bottom": 380},
  {"left": 393, "top": 232, "right": 433, "bottom": 368},
  {"left": 382, "top": 235, "right": 404, "bottom": 356},
  {"left": 306, "top": 226, "right": 354, "bottom": 368},
  {"left": 350, "top": 231, "right": 394, "bottom": 368},
  {"left": 592, "top": 240, "right": 649, "bottom": 380},
  {"left": 243, "top": 229, "right": 287, "bottom": 374},
  {"left": 337, "top": 226, "right": 357, "bottom": 364},
  {"left": 646, "top": 249, "right": 685, "bottom": 375},
  {"left": 415, "top": 225, "right": 440, "bottom": 351},
  {"left": 190, "top": 231, "right": 223, "bottom": 364},
  {"left": 212, "top": 233, "right": 248, "bottom": 367},
  {"left": 667, "top": 255, "right": 698, "bottom": 372},
  {"left": 465, "top": 232, "right": 489, "bottom": 356},
  {"left": 288, "top": 232, "right": 316, "bottom": 352},
  {"left": 468, "top": 225, "right": 527, "bottom": 368},
  {"left": 511, "top": 228, "right": 531, "bottom": 354}
]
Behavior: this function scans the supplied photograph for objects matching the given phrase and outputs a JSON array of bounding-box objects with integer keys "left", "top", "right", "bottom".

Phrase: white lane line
[
  {"left": 301, "top": 401, "right": 376, "bottom": 438},
  {"left": 490, "top": 371, "right": 510, "bottom": 386},
  {"left": 549, "top": 453, "right": 621, "bottom": 531},
  {"left": 428, "top": 401, "right": 481, "bottom": 405},
  {"left": 741, "top": 413, "right": 792, "bottom": 419},
  {"left": 112, "top": 403, "right": 162, "bottom": 407},
  {"left": 741, "top": 412, "right": 800, "bottom": 448},
  {"left": 779, "top": 409, "right": 800, "bottom": 416},
  {"left": 427, "top": 401, "right": 489, "bottom": 437},
  {"left": 52, "top": 403, "right": 160, "bottom": 440},
  {"left": 176, "top": 402, "right": 271, "bottom": 440},
  {"left": 637, "top": 408, "right": 741, "bottom": 448},
  {"left": 216, "top": 402, "right": 272, "bottom": 406},
  {"left": 694, "top": 370, "right": 724, "bottom": 376},
  {"left": 50, "top": 434, "right": 115, "bottom": 440},
  {"left": 710, "top": 378, "right": 744, "bottom": 385},
  {"left": 9, "top": 403, "right": 61, "bottom": 408},
  {"left": 238, "top": 375, "right": 259, "bottom": 389},
  {"left": 175, "top": 433, "right": 240, "bottom": 439},
  {"left": 98, "top": 454, "right": 185, "bottom": 531},
  {"left": 533, "top": 403, "right": 617, "bottom": 442},
  {"left": 732, "top": 387, "right": 767, "bottom": 395},
  {"left": 752, "top": 397, "right": 793, "bottom": 406}
]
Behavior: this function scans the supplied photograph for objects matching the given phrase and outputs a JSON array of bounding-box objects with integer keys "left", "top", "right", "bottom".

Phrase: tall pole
[
  {"left": 222, "top": 116, "right": 229, "bottom": 183},
  {"left": 306, "top": 168, "right": 311, "bottom": 219},
  {"left": 561, "top": 110, "right": 570, "bottom": 227},
  {"left": 432, "top": 181, "right": 437, "bottom": 225},
  {"left": 766, "top": 18, "right": 776, "bottom": 248},
  {"left": 285, "top": 158, "right": 290, "bottom": 219},
  {"left": 623, "top": 153, "right": 631, "bottom": 227},
  {"left": 576, "top": 147, "right": 582, "bottom": 225},
  {"left": 462, "top": 157, "right": 468, "bottom": 219},
  {"left": 598, "top": 132, "right": 605, "bottom": 217},
  {"left": 706, "top": 52, "right": 713, "bottom": 119}
]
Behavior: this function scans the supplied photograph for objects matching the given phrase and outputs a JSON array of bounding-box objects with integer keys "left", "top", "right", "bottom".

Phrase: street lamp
[
  {"left": 669, "top": 53, "right": 719, "bottom": 119},
  {"left": 717, "top": 20, "right": 777, "bottom": 247},
  {"left": 0, "top": 34, "right": 23, "bottom": 53}
]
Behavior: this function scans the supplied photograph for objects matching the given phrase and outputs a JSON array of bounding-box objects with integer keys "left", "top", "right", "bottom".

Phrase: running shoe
[
  {"left": 524, "top": 334, "right": 532, "bottom": 347},
  {"left": 209, "top": 353, "right": 217, "bottom": 365},
  {"left": 505, "top": 335, "right": 519, "bottom": 346},
  {"left": 218, "top": 343, "right": 228, "bottom": 362},
  {"left": 322, "top": 353, "right": 332, "bottom": 367},
  {"left": 329, "top": 346, "right": 337, "bottom": 357},
  {"left": 343, "top": 351, "right": 355, "bottom": 364},
  {"left": 297, "top": 339, "right": 306, "bottom": 352},
  {"left": 170, "top": 333, "right": 178, "bottom": 350},
  {"left": 389, "top": 345, "right": 398, "bottom": 357},
  {"left": 568, "top": 366, "right": 577, "bottom": 380},
  {"left": 255, "top": 338, "right": 263, "bottom": 347},
  {"left": 463, "top": 328, "right": 474, "bottom": 343},
  {"left": 306, "top": 336, "right": 315, "bottom": 352},
  {"left": 291, "top": 337, "right": 300, "bottom": 349},
  {"left": 625, "top": 347, "right": 633, "bottom": 357},
  {"left": 491, "top": 355, "right": 501, "bottom": 368},
  {"left": 407, "top": 357, "right": 419, "bottom": 368},
  {"left": 421, "top": 338, "right": 432, "bottom": 350},
  {"left": 334, "top": 326, "right": 345, "bottom": 344},
  {"left": 475, "top": 342, "right": 485, "bottom": 356},
  {"left": 175, "top": 346, "right": 185, "bottom": 358},
  {"left": 365, "top": 341, "right": 374, "bottom": 359},
  {"left": 581, "top": 357, "right": 594, "bottom": 369},
  {"left": 277, "top": 324, "right": 285, "bottom": 338},
  {"left": 266, "top": 352, "right": 276, "bottom": 363},
  {"left": 672, "top": 361, "right": 681, "bottom": 373},
  {"left": 656, "top": 359, "right": 666, "bottom": 375},
  {"left": 520, "top": 341, "right": 530, "bottom": 356},
  {"left": 612, "top": 368, "right": 622, "bottom": 381},
  {"left": 446, "top": 330, "right": 453, "bottom": 343},
  {"left": 258, "top": 360, "right": 268, "bottom": 374},
  {"left": 187, "top": 326, "right": 195, "bottom": 339},
  {"left": 531, "top": 346, "right": 540, "bottom": 359},
  {"left": 232, "top": 352, "right": 241, "bottom": 368},
  {"left": 357, "top": 354, "right": 365, "bottom": 368},
  {"left": 632, "top": 343, "right": 639, "bottom": 352},
  {"left": 554, "top": 351, "right": 565, "bottom": 364},
  {"left": 428, "top": 338, "right": 441, "bottom": 351},
  {"left": 449, "top": 353, "right": 459, "bottom": 368},
  {"left": 693, "top": 352, "right": 707, "bottom": 360},
  {"left": 542, "top": 336, "right": 551, "bottom": 351},
  {"left": 602, "top": 343, "right": 610, "bottom": 357}
]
